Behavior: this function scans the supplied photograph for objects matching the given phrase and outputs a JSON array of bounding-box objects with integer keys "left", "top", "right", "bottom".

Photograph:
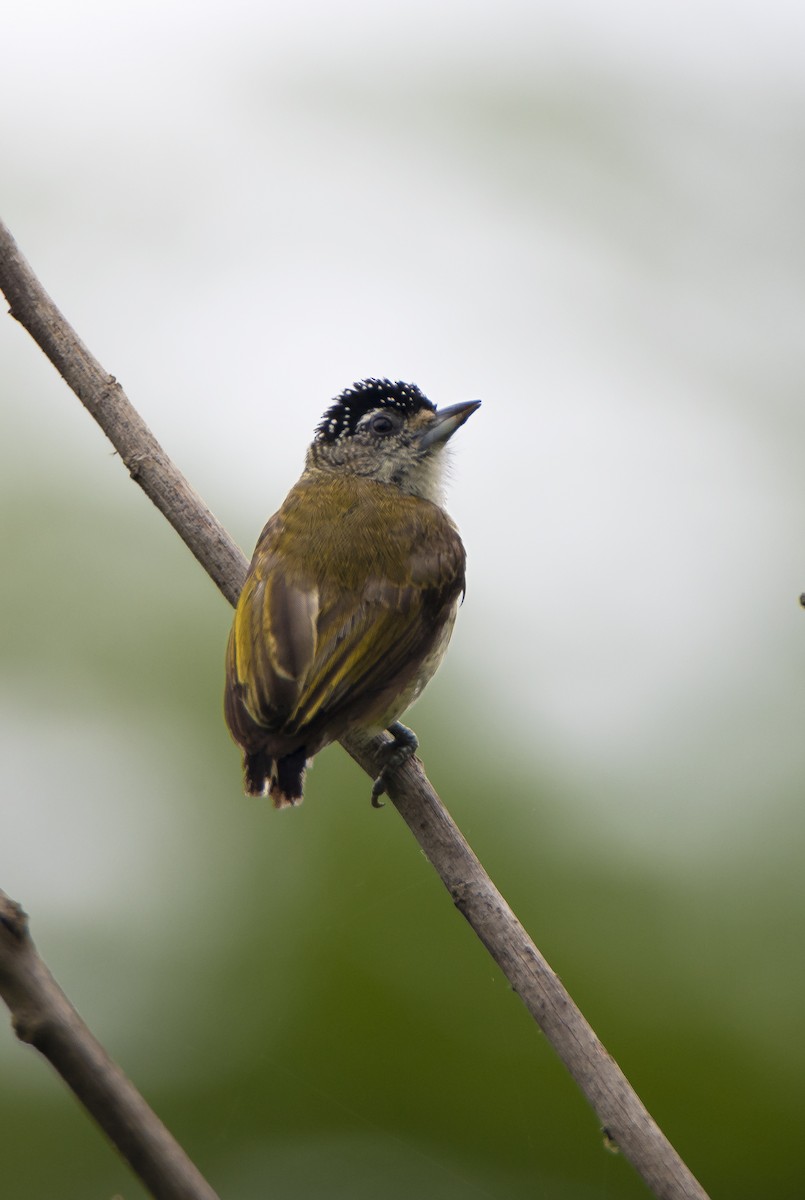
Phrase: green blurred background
[{"left": 3, "top": 2, "right": 805, "bottom": 1197}]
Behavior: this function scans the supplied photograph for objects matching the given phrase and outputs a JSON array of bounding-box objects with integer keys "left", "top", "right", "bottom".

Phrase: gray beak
[{"left": 419, "top": 399, "right": 481, "bottom": 450}]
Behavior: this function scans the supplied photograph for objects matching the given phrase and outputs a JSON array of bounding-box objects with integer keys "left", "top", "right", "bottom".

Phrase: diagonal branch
[
  {"left": 0, "top": 891, "right": 221, "bottom": 1200},
  {"left": 0, "top": 218, "right": 710, "bottom": 1200}
]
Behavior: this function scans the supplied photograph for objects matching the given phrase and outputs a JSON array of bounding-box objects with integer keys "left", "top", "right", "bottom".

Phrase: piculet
[{"left": 224, "top": 378, "right": 480, "bottom": 807}]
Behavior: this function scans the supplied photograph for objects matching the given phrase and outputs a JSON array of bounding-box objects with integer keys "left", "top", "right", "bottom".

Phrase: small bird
[{"left": 224, "top": 378, "right": 480, "bottom": 807}]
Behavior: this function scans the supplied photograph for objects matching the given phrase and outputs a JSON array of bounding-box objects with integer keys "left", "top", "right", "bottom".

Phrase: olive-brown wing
[
  {"left": 284, "top": 575, "right": 455, "bottom": 735},
  {"left": 226, "top": 495, "right": 465, "bottom": 742},
  {"left": 226, "top": 517, "right": 320, "bottom": 735}
]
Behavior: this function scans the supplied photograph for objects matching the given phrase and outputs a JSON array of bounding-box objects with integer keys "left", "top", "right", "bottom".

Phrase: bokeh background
[{"left": 2, "top": 1, "right": 805, "bottom": 1196}]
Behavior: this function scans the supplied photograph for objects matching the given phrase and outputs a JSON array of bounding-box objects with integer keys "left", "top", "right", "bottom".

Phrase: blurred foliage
[{"left": 1, "top": 420, "right": 804, "bottom": 1200}]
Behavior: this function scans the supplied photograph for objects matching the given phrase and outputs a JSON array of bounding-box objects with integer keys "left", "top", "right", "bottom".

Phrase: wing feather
[
  {"left": 229, "top": 535, "right": 319, "bottom": 724},
  {"left": 291, "top": 585, "right": 438, "bottom": 730},
  {"left": 225, "top": 475, "right": 465, "bottom": 752}
]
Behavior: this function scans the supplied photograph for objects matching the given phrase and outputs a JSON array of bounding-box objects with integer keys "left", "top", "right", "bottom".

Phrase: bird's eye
[{"left": 369, "top": 412, "right": 396, "bottom": 435}]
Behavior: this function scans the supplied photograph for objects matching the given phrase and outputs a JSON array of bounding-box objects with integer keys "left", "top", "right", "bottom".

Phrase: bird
[{"left": 224, "top": 378, "right": 480, "bottom": 808}]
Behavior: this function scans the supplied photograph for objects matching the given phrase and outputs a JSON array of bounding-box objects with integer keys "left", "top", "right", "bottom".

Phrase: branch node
[
  {"left": 0, "top": 892, "right": 28, "bottom": 941},
  {"left": 12, "top": 1007, "right": 45, "bottom": 1046},
  {"left": 127, "top": 451, "right": 149, "bottom": 481}
]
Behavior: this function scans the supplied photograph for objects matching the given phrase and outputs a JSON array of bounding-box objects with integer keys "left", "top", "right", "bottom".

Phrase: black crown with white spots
[{"left": 315, "top": 379, "right": 435, "bottom": 444}]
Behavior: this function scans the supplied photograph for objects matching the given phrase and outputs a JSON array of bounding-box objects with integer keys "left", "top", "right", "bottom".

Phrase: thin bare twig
[
  {"left": 0, "top": 892, "right": 220, "bottom": 1200},
  {"left": 0, "top": 218, "right": 710, "bottom": 1200}
]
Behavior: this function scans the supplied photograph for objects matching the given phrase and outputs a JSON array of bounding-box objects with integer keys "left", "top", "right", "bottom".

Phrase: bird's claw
[{"left": 370, "top": 722, "right": 418, "bottom": 807}]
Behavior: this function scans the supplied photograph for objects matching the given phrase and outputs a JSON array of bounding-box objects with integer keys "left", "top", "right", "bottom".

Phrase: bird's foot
[{"left": 371, "top": 722, "right": 419, "bottom": 807}]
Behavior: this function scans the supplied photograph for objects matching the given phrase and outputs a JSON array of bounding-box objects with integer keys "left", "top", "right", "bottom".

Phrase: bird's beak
[{"left": 419, "top": 399, "right": 481, "bottom": 449}]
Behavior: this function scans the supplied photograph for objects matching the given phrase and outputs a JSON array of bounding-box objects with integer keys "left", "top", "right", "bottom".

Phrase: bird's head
[{"left": 306, "top": 378, "right": 480, "bottom": 502}]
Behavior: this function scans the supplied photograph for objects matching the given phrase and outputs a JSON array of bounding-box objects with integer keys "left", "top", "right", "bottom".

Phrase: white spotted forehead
[{"left": 314, "top": 380, "right": 435, "bottom": 443}]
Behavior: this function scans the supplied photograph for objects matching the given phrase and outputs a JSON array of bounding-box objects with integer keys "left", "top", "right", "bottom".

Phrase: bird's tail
[{"left": 244, "top": 746, "right": 308, "bottom": 808}]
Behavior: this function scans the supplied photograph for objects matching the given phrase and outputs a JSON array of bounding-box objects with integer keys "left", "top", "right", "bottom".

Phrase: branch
[
  {"left": 0, "top": 892, "right": 220, "bottom": 1200},
  {"left": 0, "top": 218, "right": 710, "bottom": 1200}
]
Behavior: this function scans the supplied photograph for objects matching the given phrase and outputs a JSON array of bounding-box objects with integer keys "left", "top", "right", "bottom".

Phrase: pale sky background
[{"left": 3, "top": 0, "right": 805, "bottom": 906}]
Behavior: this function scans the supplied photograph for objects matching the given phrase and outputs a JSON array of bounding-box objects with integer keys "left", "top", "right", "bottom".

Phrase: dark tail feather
[
  {"left": 270, "top": 746, "right": 308, "bottom": 809},
  {"left": 244, "top": 751, "right": 274, "bottom": 798}
]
